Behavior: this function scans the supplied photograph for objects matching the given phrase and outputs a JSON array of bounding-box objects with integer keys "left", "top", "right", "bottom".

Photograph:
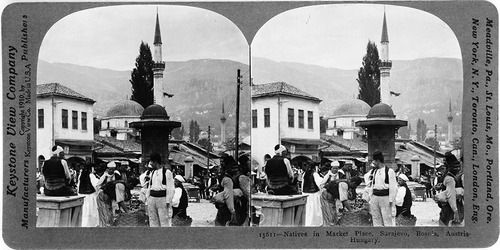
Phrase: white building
[
  {"left": 36, "top": 83, "right": 95, "bottom": 168},
  {"left": 251, "top": 82, "right": 322, "bottom": 168},
  {"left": 99, "top": 99, "right": 144, "bottom": 140},
  {"left": 326, "top": 99, "right": 371, "bottom": 139}
]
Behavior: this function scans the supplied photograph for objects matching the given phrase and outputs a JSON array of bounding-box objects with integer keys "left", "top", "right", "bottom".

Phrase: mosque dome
[
  {"left": 106, "top": 100, "right": 144, "bottom": 118},
  {"left": 367, "top": 103, "right": 395, "bottom": 118},
  {"left": 332, "top": 99, "right": 371, "bottom": 117},
  {"left": 141, "top": 104, "right": 169, "bottom": 120}
]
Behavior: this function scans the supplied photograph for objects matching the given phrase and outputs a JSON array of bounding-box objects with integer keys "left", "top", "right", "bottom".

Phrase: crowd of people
[
  {"left": 38, "top": 147, "right": 195, "bottom": 227},
  {"left": 39, "top": 143, "right": 464, "bottom": 228},
  {"left": 253, "top": 144, "right": 465, "bottom": 227}
]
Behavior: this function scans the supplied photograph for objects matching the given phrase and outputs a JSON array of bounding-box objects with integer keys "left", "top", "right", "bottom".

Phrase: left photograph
[{"left": 35, "top": 5, "right": 251, "bottom": 227}]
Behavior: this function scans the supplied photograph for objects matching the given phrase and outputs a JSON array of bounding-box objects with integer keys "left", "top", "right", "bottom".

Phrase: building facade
[
  {"left": 251, "top": 82, "right": 322, "bottom": 168},
  {"left": 326, "top": 99, "right": 371, "bottom": 139},
  {"left": 99, "top": 99, "right": 144, "bottom": 140},
  {"left": 36, "top": 83, "right": 95, "bottom": 168}
]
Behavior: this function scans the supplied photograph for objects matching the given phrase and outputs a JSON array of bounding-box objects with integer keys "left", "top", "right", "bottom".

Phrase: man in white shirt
[
  {"left": 369, "top": 151, "right": 398, "bottom": 226},
  {"left": 147, "top": 153, "right": 175, "bottom": 227}
]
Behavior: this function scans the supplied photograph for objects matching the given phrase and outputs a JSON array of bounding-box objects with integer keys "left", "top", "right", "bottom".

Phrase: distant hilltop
[{"left": 37, "top": 57, "right": 462, "bottom": 132}]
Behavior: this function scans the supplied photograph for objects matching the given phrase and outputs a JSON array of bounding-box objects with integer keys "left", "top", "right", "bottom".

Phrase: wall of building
[
  {"left": 36, "top": 96, "right": 94, "bottom": 159},
  {"left": 251, "top": 95, "right": 320, "bottom": 167},
  {"left": 326, "top": 115, "right": 366, "bottom": 139},
  {"left": 100, "top": 116, "right": 140, "bottom": 140}
]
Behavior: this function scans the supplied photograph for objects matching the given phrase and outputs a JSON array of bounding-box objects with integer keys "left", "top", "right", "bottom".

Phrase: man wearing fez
[
  {"left": 95, "top": 161, "right": 130, "bottom": 226},
  {"left": 369, "top": 151, "right": 398, "bottom": 226},
  {"left": 147, "top": 152, "right": 175, "bottom": 227},
  {"left": 264, "top": 144, "right": 296, "bottom": 195},
  {"left": 42, "top": 146, "right": 76, "bottom": 196}
]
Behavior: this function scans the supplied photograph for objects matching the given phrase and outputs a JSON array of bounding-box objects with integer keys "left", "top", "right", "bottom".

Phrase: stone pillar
[
  {"left": 184, "top": 156, "right": 194, "bottom": 180},
  {"left": 411, "top": 155, "right": 421, "bottom": 180}
]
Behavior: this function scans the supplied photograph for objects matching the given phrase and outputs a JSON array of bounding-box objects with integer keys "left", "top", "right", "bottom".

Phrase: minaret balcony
[
  {"left": 380, "top": 60, "right": 392, "bottom": 68},
  {"left": 153, "top": 62, "right": 165, "bottom": 69}
]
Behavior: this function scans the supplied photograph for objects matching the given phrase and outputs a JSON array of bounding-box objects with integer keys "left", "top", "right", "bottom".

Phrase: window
[
  {"left": 72, "top": 111, "right": 78, "bottom": 129},
  {"left": 288, "top": 108, "right": 294, "bottom": 127},
  {"left": 124, "top": 121, "right": 128, "bottom": 128},
  {"left": 334, "top": 120, "right": 337, "bottom": 128},
  {"left": 38, "top": 109, "right": 44, "bottom": 128},
  {"left": 107, "top": 122, "right": 110, "bottom": 129},
  {"left": 81, "top": 112, "right": 87, "bottom": 130},
  {"left": 298, "top": 110, "right": 304, "bottom": 128},
  {"left": 264, "top": 108, "right": 270, "bottom": 127},
  {"left": 351, "top": 119, "right": 355, "bottom": 127},
  {"left": 62, "top": 109, "right": 68, "bottom": 128},
  {"left": 308, "top": 111, "right": 313, "bottom": 129},
  {"left": 252, "top": 109, "right": 257, "bottom": 128}
]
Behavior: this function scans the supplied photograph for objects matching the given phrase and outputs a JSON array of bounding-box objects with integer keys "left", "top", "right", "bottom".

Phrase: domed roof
[
  {"left": 141, "top": 104, "right": 169, "bottom": 120},
  {"left": 367, "top": 103, "right": 395, "bottom": 118},
  {"left": 106, "top": 100, "right": 144, "bottom": 117},
  {"left": 332, "top": 99, "right": 371, "bottom": 117}
]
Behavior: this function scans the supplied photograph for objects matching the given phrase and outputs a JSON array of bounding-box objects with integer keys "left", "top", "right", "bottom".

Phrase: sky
[{"left": 38, "top": 4, "right": 461, "bottom": 71}]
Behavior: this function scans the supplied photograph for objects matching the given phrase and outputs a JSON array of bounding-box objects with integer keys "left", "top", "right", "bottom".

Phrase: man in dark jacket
[
  {"left": 264, "top": 144, "right": 296, "bottom": 195},
  {"left": 42, "top": 146, "right": 76, "bottom": 196}
]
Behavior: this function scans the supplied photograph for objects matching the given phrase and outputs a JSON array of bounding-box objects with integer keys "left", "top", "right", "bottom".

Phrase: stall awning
[
  {"left": 325, "top": 156, "right": 366, "bottom": 162},
  {"left": 281, "top": 138, "right": 322, "bottom": 145},
  {"left": 97, "top": 157, "right": 139, "bottom": 164},
  {"left": 56, "top": 139, "right": 95, "bottom": 146}
]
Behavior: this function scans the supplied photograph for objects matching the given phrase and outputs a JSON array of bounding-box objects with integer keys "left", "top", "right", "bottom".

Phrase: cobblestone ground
[
  {"left": 118, "top": 187, "right": 440, "bottom": 227},
  {"left": 187, "top": 198, "right": 218, "bottom": 227},
  {"left": 117, "top": 188, "right": 217, "bottom": 227},
  {"left": 411, "top": 198, "right": 441, "bottom": 226}
]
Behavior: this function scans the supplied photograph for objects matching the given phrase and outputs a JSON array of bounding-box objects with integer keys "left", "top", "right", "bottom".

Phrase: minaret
[
  {"left": 153, "top": 11, "right": 166, "bottom": 105},
  {"left": 379, "top": 10, "right": 392, "bottom": 105},
  {"left": 220, "top": 101, "right": 227, "bottom": 143},
  {"left": 447, "top": 100, "right": 454, "bottom": 143}
]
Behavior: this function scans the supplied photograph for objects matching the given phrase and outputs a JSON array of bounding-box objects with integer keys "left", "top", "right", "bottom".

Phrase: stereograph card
[{"left": 1, "top": 0, "right": 498, "bottom": 249}]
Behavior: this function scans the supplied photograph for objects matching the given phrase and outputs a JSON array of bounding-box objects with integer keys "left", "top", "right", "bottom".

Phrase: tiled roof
[
  {"left": 320, "top": 134, "right": 368, "bottom": 152},
  {"left": 37, "top": 83, "right": 95, "bottom": 103},
  {"left": 320, "top": 143, "right": 350, "bottom": 153},
  {"left": 94, "top": 135, "right": 141, "bottom": 153},
  {"left": 94, "top": 143, "right": 124, "bottom": 154},
  {"left": 252, "top": 82, "right": 321, "bottom": 102}
]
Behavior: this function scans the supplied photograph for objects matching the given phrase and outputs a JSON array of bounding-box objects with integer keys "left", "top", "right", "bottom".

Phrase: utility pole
[
  {"left": 206, "top": 126, "right": 211, "bottom": 170},
  {"left": 433, "top": 125, "right": 437, "bottom": 170},
  {"left": 235, "top": 69, "right": 241, "bottom": 160}
]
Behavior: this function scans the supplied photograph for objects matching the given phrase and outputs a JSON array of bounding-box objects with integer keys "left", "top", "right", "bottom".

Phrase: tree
[
  {"left": 416, "top": 119, "right": 427, "bottom": 142},
  {"left": 398, "top": 125, "right": 410, "bottom": 139},
  {"left": 189, "top": 120, "right": 200, "bottom": 143},
  {"left": 93, "top": 117, "right": 101, "bottom": 135},
  {"left": 130, "top": 42, "right": 154, "bottom": 108},
  {"left": 357, "top": 41, "right": 381, "bottom": 107},
  {"left": 320, "top": 116, "right": 328, "bottom": 133},
  {"left": 171, "top": 125, "right": 184, "bottom": 140}
]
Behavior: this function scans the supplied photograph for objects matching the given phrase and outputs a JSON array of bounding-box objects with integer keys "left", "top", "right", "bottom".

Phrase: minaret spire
[
  {"left": 152, "top": 10, "right": 166, "bottom": 105},
  {"left": 447, "top": 99, "right": 454, "bottom": 143},
  {"left": 154, "top": 9, "right": 162, "bottom": 45},
  {"left": 379, "top": 8, "right": 392, "bottom": 106},
  {"left": 220, "top": 101, "right": 227, "bottom": 144},
  {"left": 381, "top": 10, "right": 389, "bottom": 43}
]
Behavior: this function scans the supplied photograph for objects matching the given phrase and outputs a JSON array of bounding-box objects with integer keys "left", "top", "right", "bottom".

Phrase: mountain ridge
[{"left": 37, "top": 56, "right": 462, "bottom": 136}]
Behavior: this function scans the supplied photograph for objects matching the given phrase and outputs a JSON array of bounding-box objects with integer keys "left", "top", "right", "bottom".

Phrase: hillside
[{"left": 37, "top": 57, "right": 463, "bottom": 137}]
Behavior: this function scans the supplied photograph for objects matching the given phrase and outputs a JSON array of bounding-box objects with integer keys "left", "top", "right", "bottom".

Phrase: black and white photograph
[
  {"left": 1, "top": 0, "right": 498, "bottom": 249},
  {"left": 33, "top": 5, "right": 252, "bottom": 228},
  {"left": 250, "top": 4, "right": 464, "bottom": 228}
]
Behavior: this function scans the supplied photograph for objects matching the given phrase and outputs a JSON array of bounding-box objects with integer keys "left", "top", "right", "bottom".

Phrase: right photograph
[{"left": 250, "top": 4, "right": 463, "bottom": 227}]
